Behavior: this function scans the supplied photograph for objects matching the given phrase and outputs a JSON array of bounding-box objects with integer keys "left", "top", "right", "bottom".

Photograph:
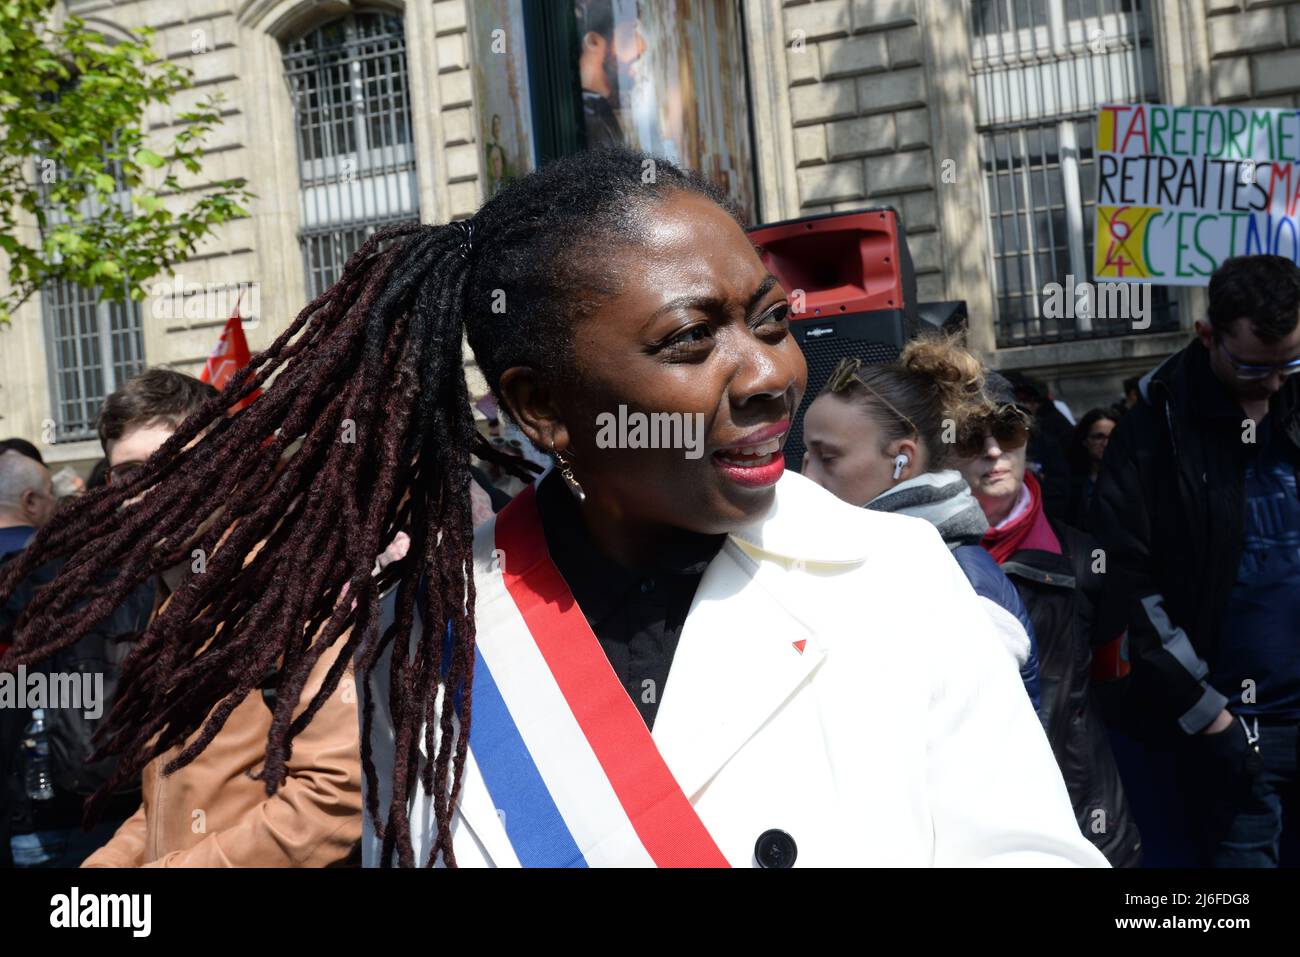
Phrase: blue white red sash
[{"left": 466, "top": 484, "right": 729, "bottom": 867}]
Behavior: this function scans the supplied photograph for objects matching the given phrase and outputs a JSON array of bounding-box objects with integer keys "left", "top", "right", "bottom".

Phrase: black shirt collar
[{"left": 534, "top": 470, "right": 725, "bottom": 628}]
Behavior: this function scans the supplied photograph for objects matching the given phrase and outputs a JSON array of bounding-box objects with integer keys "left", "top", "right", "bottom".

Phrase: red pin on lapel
[{"left": 792, "top": 639, "right": 807, "bottom": 655}]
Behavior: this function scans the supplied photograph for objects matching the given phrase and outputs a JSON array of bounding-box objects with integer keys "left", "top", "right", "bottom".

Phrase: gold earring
[{"left": 552, "top": 447, "right": 586, "bottom": 503}]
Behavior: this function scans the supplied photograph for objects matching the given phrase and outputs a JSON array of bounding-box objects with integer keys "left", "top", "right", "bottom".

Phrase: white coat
[{"left": 359, "top": 470, "right": 1109, "bottom": 867}]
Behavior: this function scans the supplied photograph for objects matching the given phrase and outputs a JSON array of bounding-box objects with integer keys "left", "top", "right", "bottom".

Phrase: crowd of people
[{"left": 1, "top": 148, "right": 1298, "bottom": 868}]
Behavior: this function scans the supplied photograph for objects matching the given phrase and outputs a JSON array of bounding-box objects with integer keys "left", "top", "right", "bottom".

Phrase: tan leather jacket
[{"left": 83, "top": 638, "right": 362, "bottom": 868}]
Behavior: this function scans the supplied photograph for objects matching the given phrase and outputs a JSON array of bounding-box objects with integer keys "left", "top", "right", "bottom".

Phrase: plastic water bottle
[{"left": 22, "top": 709, "right": 55, "bottom": 801}]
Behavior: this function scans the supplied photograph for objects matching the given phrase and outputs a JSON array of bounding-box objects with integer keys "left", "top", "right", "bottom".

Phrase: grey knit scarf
[{"left": 864, "top": 469, "right": 989, "bottom": 546}]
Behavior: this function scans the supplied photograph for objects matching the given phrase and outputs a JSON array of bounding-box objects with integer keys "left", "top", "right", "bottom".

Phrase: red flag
[{"left": 200, "top": 295, "right": 259, "bottom": 411}]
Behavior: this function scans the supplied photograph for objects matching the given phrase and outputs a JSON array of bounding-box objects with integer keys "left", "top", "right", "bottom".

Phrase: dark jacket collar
[
  {"left": 1002, "top": 517, "right": 1086, "bottom": 588},
  {"left": 1161, "top": 340, "right": 1248, "bottom": 422},
  {"left": 1148, "top": 339, "right": 1300, "bottom": 444}
]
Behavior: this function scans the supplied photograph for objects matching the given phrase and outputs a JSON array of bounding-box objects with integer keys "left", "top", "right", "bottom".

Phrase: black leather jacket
[
  {"left": 1001, "top": 519, "right": 1142, "bottom": 867},
  {"left": 1089, "top": 341, "right": 1300, "bottom": 737}
]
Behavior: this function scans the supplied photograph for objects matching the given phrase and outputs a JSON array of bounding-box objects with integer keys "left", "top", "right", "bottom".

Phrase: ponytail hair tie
[{"left": 451, "top": 218, "right": 475, "bottom": 260}]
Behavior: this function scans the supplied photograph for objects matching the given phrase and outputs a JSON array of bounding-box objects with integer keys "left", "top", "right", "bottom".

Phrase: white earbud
[{"left": 892, "top": 453, "right": 910, "bottom": 480}]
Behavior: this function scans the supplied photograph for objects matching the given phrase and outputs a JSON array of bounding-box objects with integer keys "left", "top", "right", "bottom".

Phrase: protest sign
[{"left": 1094, "top": 103, "right": 1300, "bottom": 285}]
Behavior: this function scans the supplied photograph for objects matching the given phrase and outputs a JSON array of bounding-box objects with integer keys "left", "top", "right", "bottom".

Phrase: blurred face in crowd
[
  {"left": 802, "top": 393, "right": 924, "bottom": 506},
  {"left": 0, "top": 451, "right": 55, "bottom": 529},
  {"left": 1085, "top": 417, "right": 1116, "bottom": 466},
  {"left": 1197, "top": 316, "right": 1300, "bottom": 405},
  {"left": 106, "top": 420, "right": 176, "bottom": 486},
  {"left": 499, "top": 190, "right": 805, "bottom": 562},
  {"left": 959, "top": 432, "right": 1027, "bottom": 526}
]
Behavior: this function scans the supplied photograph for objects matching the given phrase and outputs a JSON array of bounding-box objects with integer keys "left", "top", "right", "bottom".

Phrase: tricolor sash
[{"left": 467, "top": 484, "right": 729, "bottom": 867}]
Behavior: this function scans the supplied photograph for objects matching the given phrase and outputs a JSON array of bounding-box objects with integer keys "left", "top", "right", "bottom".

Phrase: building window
[
  {"left": 572, "top": 0, "right": 759, "bottom": 217},
  {"left": 42, "top": 281, "right": 146, "bottom": 442},
  {"left": 571, "top": 0, "right": 758, "bottom": 219},
  {"left": 282, "top": 11, "right": 420, "bottom": 301},
  {"left": 968, "top": 0, "right": 1178, "bottom": 345},
  {"left": 512, "top": 2, "right": 758, "bottom": 220},
  {"left": 39, "top": 158, "right": 145, "bottom": 443}
]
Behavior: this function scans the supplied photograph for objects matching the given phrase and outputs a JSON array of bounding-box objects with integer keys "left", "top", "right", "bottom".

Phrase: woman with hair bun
[{"left": 801, "top": 334, "right": 1042, "bottom": 713}]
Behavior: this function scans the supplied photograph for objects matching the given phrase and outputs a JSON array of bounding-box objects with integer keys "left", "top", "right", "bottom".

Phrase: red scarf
[{"left": 981, "top": 472, "right": 1061, "bottom": 565}]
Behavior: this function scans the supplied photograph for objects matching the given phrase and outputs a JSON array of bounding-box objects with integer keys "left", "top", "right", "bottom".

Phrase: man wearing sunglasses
[{"left": 1090, "top": 254, "right": 1300, "bottom": 868}]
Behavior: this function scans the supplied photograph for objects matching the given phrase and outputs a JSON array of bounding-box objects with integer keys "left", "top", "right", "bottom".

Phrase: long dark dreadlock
[{"left": 0, "top": 148, "right": 735, "bottom": 867}]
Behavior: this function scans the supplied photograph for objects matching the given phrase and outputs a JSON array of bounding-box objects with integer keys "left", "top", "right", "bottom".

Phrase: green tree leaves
[{"left": 0, "top": 0, "right": 253, "bottom": 324}]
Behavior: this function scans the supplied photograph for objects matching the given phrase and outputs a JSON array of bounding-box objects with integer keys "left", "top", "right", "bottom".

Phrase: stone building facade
[
  {"left": 1, "top": 0, "right": 1298, "bottom": 470},
  {"left": 784, "top": 0, "right": 1300, "bottom": 412}
]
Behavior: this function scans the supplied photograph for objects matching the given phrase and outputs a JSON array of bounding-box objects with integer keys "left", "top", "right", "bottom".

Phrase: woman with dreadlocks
[{"left": 0, "top": 149, "right": 1105, "bottom": 868}]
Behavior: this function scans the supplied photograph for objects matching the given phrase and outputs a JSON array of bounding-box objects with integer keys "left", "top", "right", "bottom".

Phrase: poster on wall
[
  {"left": 573, "top": 0, "right": 758, "bottom": 220},
  {"left": 1094, "top": 102, "right": 1300, "bottom": 285},
  {"left": 468, "top": 0, "right": 537, "bottom": 198}
]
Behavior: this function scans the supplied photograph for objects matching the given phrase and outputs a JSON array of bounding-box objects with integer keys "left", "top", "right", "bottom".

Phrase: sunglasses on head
[
  {"left": 825, "top": 357, "right": 922, "bottom": 438},
  {"left": 826, "top": 356, "right": 867, "bottom": 394}
]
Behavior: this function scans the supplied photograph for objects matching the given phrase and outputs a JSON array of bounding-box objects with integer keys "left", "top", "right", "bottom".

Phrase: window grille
[
  {"left": 282, "top": 12, "right": 420, "bottom": 301},
  {"left": 968, "top": 0, "right": 1178, "bottom": 344},
  {"left": 39, "top": 155, "right": 145, "bottom": 442}
]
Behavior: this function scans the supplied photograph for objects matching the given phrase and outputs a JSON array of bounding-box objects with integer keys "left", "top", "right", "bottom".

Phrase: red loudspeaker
[
  {"left": 747, "top": 207, "right": 921, "bottom": 471},
  {"left": 747, "top": 207, "right": 916, "bottom": 319}
]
